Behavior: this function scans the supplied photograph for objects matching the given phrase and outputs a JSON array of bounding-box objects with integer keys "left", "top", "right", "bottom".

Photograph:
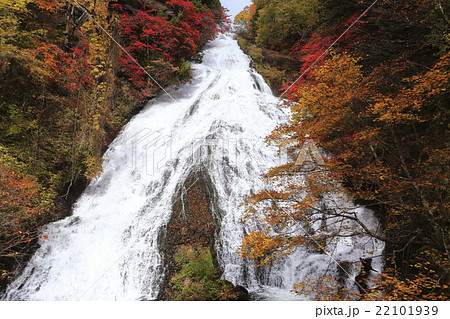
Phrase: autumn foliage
[
  {"left": 237, "top": 0, "right": 449, "bottom": 300},
  {"left": 0, "top": 0, "right": 226, "bottom": 290},
  {"left": 113, "top": 0, "right": 228, "bottom": 94},
  {"left": 0, "top": 146, "right": 55, "bottom": 282}
]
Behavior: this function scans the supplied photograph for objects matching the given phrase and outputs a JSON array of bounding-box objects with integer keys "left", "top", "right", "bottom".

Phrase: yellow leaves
[
  {"left": 0, "top": 0, "right": 30, "bottom": 58},
  {"left": 372, "top": 52, "right": 450, "bottom": 124},
  {"left": 91, "top": 67, "right": 99, "bottom": 75},
  {"left": 0, "top": 0, "right": 30, "bottom": 12},
  {"left": 64, "top": 3, "right": 115, "bottom": 181},
  {"left": 234, "top": 6, "right": 250, "bottom": 33},
  {"left": 84, "top": 155, "right": 103, "bottom": 179},
  {"left": 239, "top": 230, "right": 295, "bottom": 266},
  {"left": 239, "top": 231, "right": 273, "bottom": 261},
  {"left": 288, "top": 52, "right": 370, "bottom": 142},
  {"left": 91, "top": 65, "right": 107, "bottom": 79},
  {"left": 314, "top": 52, "right": 362, "bottom": 87},
  {"left": 293, "top": 275, "right": 349, "bottom": 301}
]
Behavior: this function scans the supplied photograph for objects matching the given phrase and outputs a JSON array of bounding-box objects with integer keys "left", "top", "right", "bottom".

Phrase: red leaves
[
  {"left": 0, "top": 149, "right": 56, "bottom": 284},
  {"left": 115, "top": 0, "right": 223, "bottom": 95},
  {"left": 109, "top": 3, "right": 124, "bottom": 11},
  {"left": 0, "top": 157, "right": 49, "bottom": 256},
  {"left": 282, "top": 14, "right": 365, "bottom": 97},
  {"left": 167, "top": 0, "right": 199, "bottom": 24},
  {"left": 59, "top": 36, "right": 95, "bottom": 92}
]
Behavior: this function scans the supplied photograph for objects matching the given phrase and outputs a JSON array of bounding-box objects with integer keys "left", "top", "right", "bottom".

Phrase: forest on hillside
[
  {"left": 0, "top": 0, "right": 228, "bottom": 290},
  {"left": 235, "top": 0, "right": 449, "bottom": 300}
]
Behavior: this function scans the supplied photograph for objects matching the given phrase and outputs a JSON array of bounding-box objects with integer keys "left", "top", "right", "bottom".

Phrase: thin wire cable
[
  {"left": 71, "top": 0, "right": 176, "bottom": 102},
  {"left": 279, "top": 0, "right": 379, "bottom": 100},
  {"left": 76, "top": 249, "right": 128, "bottom": 301},
  {"left": 269, "top": 0, "right": 381, "bottom": 299}
]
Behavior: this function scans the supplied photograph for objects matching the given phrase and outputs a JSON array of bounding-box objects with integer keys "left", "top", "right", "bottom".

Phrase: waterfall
[{"left": 1, "top": 34, "right": 384, "bottom": 301}]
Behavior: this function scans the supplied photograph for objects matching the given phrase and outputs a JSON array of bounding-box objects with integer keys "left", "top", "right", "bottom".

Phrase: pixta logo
[
  {"left": 124, "top": 129, "right": 324, "bottom": 176},
  {"left": 275, "top": 138, "right": 325, "bottom": 167},
  {"left": 125, "top": 129, "right": 172, "bottom": 176},
  {"left": 295, "top": 139, "right": 325, "bottom": 167}
]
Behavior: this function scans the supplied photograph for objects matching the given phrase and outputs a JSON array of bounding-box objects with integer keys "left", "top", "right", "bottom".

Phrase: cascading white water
[{"left": 1, "top": 34, "right": 383, "bottom": 301}]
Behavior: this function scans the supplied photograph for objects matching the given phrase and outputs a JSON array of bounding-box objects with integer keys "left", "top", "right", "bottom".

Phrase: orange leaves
[
  {"left": 239, "top": 230, "right": 301, "bottom": 266},
  {"left": 411, "top": 51, "right": 450, "bottom": 98},
  {"left": 239, "top": 231, "right": 275, "bottom": 261},
  {"left": 371, "top": 52, "right": 450, "bottom": 125},
  {"left": 370, "top": 264, "right": 449, "bottom": 301},
  {"left": 293, "top": 275, "right": 350, "bottom": 301},
  {"left": 0, "top": 147, "right": 55, "bottom": 284},
  {"left": 27, "top": 43, "right": 66, "bottom": 80},
  {"left": 284, "top": 52, "right": 369, "bottom": 148},
  {"left": 33, "top": 0, "right": 65, "bottom": 13},
  {"left": 240, "top": 26, "right": 449, "bottom": 299},
  {"left": 0, "top": 154, "right": 44, "bottom": 234}
]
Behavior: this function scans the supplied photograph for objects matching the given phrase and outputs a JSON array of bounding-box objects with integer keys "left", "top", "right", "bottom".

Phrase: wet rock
[
  {"left": 355, "top": 258, "right": 375, "bottom": 295},
  {"left": 157, "top": 168, "right": 245, "bottom": 300}
]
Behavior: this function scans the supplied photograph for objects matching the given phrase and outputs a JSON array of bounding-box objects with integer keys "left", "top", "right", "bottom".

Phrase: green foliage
[
  {"left": 251, "top": 0, "right": 321, "bottom": 50},
  {"left": 192, "top": 0, "right": 221, "bottom": 11},
  {"left": 254, "top": 63, "right": 285, "bottom": 89},
  {"left": 169, "top": 245, "right": 229, "bottom": 301},
  {"left": 174, "top": 59, "right": 193, "bottom": 83},
  {"left": 237, "top": 36, "right": 290, "bottom": 93},
  {"left": 0, "top": 0, "right": 30, "bottom": 59},
  {"left": 424, "top": 0, "right": 450, "bottom": 54},
  {"left": 176, "top": 246, "right": 216, "bottom": 279}
]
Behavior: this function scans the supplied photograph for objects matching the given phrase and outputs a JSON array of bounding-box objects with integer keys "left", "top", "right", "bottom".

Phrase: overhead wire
[
  {"left": 71, "top": 0, "right": 177, "bottom": 102},
  {"left": 279, "top": 0, "right": 379, "bottom": 99}
]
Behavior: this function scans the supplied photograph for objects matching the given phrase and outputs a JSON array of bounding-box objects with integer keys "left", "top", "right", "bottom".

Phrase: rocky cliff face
[{"left": 157, "top": 169, "right": 249, "bottom": 300}]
